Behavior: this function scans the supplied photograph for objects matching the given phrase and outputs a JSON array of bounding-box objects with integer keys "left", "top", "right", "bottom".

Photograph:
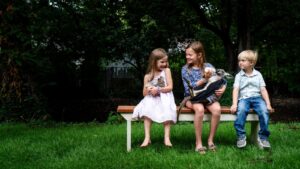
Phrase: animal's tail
[
  {"left": 183, "top": 77, "right": 195, "bottom": 97},
  {"left": 177, "top": 96, "right": 191, "bottom": 122}
]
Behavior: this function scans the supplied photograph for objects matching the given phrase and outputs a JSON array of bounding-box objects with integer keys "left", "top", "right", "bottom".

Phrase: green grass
[{"left": 0, "top": 121, "right": 299, "bottom": 169}]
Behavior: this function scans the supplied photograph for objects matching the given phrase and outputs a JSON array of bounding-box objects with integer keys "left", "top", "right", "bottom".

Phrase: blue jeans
[{"left": 234, "top": 96, "right": 270, "bottom": 140}]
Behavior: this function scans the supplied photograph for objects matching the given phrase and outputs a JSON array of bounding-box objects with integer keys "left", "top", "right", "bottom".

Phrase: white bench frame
[{"left": 117, "top": 105, "right": 259, "bottom": 152}]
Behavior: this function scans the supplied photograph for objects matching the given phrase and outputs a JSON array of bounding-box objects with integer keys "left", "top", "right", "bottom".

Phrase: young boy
[{"left": 230, "top": 50, "right": 273, "bottom": 149}]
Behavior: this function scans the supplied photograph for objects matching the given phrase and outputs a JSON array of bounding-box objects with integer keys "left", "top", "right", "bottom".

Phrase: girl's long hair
[
  {"left": 186, "top": 41, "right": 206, "bottom": 71},
  {"left": 146, "top": 48, "right": 168, "bottom": 81}
]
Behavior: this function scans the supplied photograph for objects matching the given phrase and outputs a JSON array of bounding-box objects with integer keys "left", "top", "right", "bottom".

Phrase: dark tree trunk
[
  {"left": 222, "top": 35, "right": 236, "bottom": 72},
  {"left": 237, "top": 0, "right": 251, "bottom": 55},
  {"left": 187, "top": 0, "right": 254, "bottom": 72}
]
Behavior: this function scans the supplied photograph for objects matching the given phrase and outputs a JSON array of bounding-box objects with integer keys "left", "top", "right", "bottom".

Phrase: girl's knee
[
  {"left": 191, "top": 104, "right": 205, "bottom": 118},
  {"left": 185, "top": 101, "right": 193, "bottom": 108},
  {"left": 193, "top": 104, "right": 204, "bottom": 111},
  {"left": 207, "top": 102, "right": 221, "bottom": 115},
  {"left": 211, "top": 110, "right": 221, "bottom": 117},
  {"left": 195, "top": 111, "right": 204, "bottom": 119}
]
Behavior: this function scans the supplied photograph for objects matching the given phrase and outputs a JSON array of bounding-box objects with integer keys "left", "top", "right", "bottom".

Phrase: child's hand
[
  {"left": 204, "top": 67, "right": 215, "bottom": 79},
  {"left": 153, "top": 87, "right": 160, "bottom": 96},
  {"left": 204, "top": 70, "right": 212, "bottom": 79},
  {"left": 230, "top": 105, "right": 237, "bottom": 114},
  {"left": 149, "top": 87, "right": 160, "bottom": 96},
  {"left": 215, "top": 85, "right": 226, "bottom": 97},
  {"left": 147, "top": 86, "right": 153, "bottom": 95},
  {"left": 267, "top": 105, "right": 274, "bottom": 113}
]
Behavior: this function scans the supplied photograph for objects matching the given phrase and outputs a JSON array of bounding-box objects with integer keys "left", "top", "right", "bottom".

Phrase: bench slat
[{"left": 117, "top": 105, "right": 253, "bottom": 114}]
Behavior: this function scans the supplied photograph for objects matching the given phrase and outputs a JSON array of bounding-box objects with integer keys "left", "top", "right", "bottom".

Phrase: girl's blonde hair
[
  {"left": 238, "top": 50, "right": 258, "bottom": 66},
  {"left": 186, "top": 41, "right": 206, "bottom": 71},
  {"left": 146, "top": 48, "right": 168, "bottom": 81}
]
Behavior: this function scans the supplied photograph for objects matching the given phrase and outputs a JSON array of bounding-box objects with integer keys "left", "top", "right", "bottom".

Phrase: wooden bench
[{"left": 117, "top": 105, "right": 259, "bottom": 152}]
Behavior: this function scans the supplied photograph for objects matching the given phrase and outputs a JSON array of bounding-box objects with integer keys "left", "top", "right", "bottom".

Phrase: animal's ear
[
  {"left": 216, "top": 69, "right": 223, "bottom": 72},
  {"left": 216, "top": 69, "right": 233, "bottom": 79},
  {"left": 224, "top": 72, "right": 234, "bottom": 79}
]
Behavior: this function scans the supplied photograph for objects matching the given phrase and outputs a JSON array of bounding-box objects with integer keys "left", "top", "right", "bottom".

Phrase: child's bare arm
[
  {"left": 261, "top": 87, "right": 273, "bottom": 113},
  {"left": 196, "top": 79, "right": 208, "bottom": 86},
  {"left": 143, "top": 74, "right": 152, "bottom": 96},
  {"left": 160, "top": 68, "right": 173, "bottom": 93},
  {"left": 230, "top": 87, "right": 239, "bottom": 113},
  {"left": 215, "top": 85, "right": 226, "bottom": 97},
  {"left": 196, "top": 67, "right": 214, "bottom": 86}
]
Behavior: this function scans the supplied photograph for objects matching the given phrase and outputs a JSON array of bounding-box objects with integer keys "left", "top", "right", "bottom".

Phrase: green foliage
[
  {"left": 1, "top": 0, "right": 124, "bottom": 121},
  {"left": 0, "top": 1, "right": 49, "bottom": 121},
  {"left": 250, "top": 0, "right": 300, "bottom": 95},
  {"left": 168, "top": 52, "right": 186, "bottom": 72},
  {"left": 105, "top": 111, "right": 124, "bottom": 124},
  {"left": 0, "top": 95, "right": 48, "bottom": 122},
  {"left": 1, "top": 0, "right": 300, "bottom": 121},
  {"left": 219, "top": 78, "right": 234, "bottom": 106}
]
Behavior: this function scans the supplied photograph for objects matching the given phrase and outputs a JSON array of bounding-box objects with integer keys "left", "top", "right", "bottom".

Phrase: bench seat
[{"left": 117, "top": 105, "right": 259, "bottom": 152}]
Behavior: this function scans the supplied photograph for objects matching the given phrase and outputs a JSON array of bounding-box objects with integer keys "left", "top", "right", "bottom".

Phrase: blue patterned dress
[{"left": 181, "top": 63, "right": 219, "bottom": 103}]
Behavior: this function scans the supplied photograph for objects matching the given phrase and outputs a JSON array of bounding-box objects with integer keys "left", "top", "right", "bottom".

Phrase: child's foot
[
  {"left": 208, "top": 143, "right": 217, "bottom": 152},
  {"left": 140, "top": 140, "right": 151, "bottom": 148},
  {"left": 257, "top": 137, "right": 271, "bottom": 149},
  {"left": 195, "top": 146, "right": 207, "bottom": 154},
  {"left": 164, "top": 139, "right": 173, "bottom": 147},
  {"left": 237, "top": 136, "right": 246, "bottom": 148}
]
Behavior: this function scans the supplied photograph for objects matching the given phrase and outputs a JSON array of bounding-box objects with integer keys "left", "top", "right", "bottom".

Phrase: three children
[{"left": 132, "top": 44, "right": 273, "bottom": 151}]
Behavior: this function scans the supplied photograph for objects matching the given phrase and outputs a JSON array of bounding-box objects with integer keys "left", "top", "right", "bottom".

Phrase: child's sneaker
[
  {"left": 257, "top": 137, "right": 271, "bottom": 149},
  {"left": 237, "top": 136, "right": 246, "bottom": 148}
]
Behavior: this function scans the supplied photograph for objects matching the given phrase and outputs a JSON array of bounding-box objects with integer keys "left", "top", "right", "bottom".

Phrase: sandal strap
[
  {"left": 195, "top": 146, "right": 207, "bottom": 151},
  {"left": 208, "top": 144, "right": 217, "bottom": 151}
]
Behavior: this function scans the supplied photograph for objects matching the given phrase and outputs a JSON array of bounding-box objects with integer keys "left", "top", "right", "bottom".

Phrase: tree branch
[{"left": 186, "top": 0, "right": 224, "bottom": 38}]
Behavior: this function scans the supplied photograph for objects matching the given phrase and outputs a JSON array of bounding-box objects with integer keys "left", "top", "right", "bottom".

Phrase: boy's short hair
[{"left": 238, "top": 50, "right": 258, "bottom": 66}]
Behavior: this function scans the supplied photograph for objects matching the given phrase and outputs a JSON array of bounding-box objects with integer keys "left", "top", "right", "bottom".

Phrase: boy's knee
[
  {"left": 256, "top": 105, "right": 269, "bottom": 117},
  {"left": 237, "top": 106, "right": 247, "bottom": 114},
  {"left": 260, "top": 107, "right": 269, "bottom": 115}
]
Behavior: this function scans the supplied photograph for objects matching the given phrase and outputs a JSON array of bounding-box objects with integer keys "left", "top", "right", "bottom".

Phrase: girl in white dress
[{"left": 132, "top": 48, "right": 177, "bottom": 147}]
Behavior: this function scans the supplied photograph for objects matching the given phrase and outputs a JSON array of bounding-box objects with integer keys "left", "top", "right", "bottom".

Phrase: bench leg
[
  {"left": 250, "top": 121, "right": 259, "bottom": 144},
  {"left": 126, "top": 120, "right": 131, "bottom": 152}
]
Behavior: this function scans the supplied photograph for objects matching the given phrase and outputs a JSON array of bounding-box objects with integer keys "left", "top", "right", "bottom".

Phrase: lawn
[{"left": 0, "top": 121, "right": 299, "bottom": 169}]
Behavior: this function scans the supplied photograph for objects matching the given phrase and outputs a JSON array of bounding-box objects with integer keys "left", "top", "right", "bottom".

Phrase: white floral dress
[{"left": 132, "top": 70, "right": 177, "bottom": 123}]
